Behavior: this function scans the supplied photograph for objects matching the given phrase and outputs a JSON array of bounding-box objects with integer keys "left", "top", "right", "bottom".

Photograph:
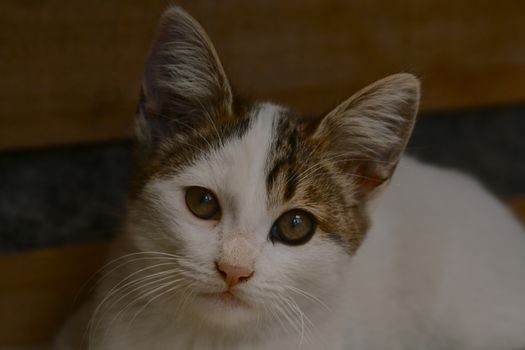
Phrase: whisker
[
  {"left": 173, "top": 282, "right": 198, "bottom": 319},
  {"left": 98, "top": 262, "right": 181, "bottom": 305},
  {"left": 100, "top": 274, "right": 188, "bottom": 344},
  {"left": 264, "top": 298, "right": 291, "bottom": 337},
  {"left": 85, "top": 262, "right": 182, "bottom": 346},
  {"left": 281, "top": 296, "right": 307, "bottom": 347},
  {"left": 75, "top": 252, "right": 182, "bottom": 303},
  {"left": 124, "top": 279, "right": 193, "bottom": 330},
  {"left": 273, "top": 296, "right": 303, "bottom": 341},
  {"left": 286, "top": 285, "right": 331, "bottom": 312},
  {"left": 284, "top": 295, "right": 315, "bottom": 345},
  {"left": 79, "top": 256, "right": 183, "bottom": 302},
  {"left": 105, "top": 271, "right": 187, "bottom": 321}
]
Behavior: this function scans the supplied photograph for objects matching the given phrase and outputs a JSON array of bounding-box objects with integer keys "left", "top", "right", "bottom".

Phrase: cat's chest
[
  {"left": 103, "top": 315, "right": 347, "bottom": 350},
  {"left": 107, "top": 334, "right": 344, "bottom": 350}
]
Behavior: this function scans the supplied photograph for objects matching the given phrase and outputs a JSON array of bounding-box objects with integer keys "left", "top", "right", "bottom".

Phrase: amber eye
[
  {"left": 185, "top": 186, "right": 221, "bottom": 220},
  {"left": 270, "top": 209, "right": 316, "bottom": 245}
]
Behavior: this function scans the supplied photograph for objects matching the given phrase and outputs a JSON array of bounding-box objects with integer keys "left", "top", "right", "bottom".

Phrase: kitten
[{"left": 56, "top": 6, "right": 525, "bottom": 350}]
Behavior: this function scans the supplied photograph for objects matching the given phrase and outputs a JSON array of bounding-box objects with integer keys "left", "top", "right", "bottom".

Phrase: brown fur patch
[
  {"left": 129, "top": 95, "right": 253, "bottom": 199},
  {"left": 266, "top": 110, "right": 370, "bottom": 254}
]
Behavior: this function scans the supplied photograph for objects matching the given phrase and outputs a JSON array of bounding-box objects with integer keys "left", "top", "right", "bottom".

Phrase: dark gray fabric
[
  {"left": 0, "top": 142, "right": 131, "bottom": 252},
  {"left": 408, "top": 104, "right": 525, "bottom": 197},
  {"left": 0, "top": 105, "right": 524, "bottom": 253}
]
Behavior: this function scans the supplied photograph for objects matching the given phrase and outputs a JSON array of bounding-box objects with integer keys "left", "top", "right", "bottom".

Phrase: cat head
[{"left": 126, "top": 6, "right": 419, "bottom": 335}]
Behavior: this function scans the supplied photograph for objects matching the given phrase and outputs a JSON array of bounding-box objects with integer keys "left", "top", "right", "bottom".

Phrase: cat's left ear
[
  {"left": 135, "top": 6, "right": 233, "bottom": 145},
  {"left": 314, "top": 73, "right": 420, "bottom": 199}
]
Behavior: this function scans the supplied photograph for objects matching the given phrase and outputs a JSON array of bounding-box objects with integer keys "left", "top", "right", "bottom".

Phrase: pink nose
[{"left": 215, "top": 261, "right": 254, "bottom": 287}]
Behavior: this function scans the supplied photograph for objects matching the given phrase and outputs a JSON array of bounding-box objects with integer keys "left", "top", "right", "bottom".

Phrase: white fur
[
  {"left": 60, "top": 104, "right": 525, "bottom": 350},
  {"left": 344, "top": 157, "right": 525, "bottom": 350}
]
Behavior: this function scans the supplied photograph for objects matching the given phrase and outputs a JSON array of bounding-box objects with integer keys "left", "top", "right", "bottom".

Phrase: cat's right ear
[{"left": 135, "top": 6, "right": 233, "bottom": 145}]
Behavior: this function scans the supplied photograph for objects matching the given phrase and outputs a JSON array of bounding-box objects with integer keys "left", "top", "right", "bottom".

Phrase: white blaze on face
[
  {"left": 146, "top": 103, "right": 282, "bottom": 270},
  {"left": 212, "top": 103, "right": 280, "bottom": 237}
]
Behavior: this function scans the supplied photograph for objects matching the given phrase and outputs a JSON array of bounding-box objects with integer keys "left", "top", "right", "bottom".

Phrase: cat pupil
[
  {"left": 291, "top": 214, "right": 302, "bottom": 228},
  {"left": 200, "top": 193, "right": 212, "bottom": 205}
]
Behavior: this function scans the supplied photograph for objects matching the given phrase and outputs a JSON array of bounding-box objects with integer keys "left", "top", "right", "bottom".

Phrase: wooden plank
[
  {"left": 0, "top": 243, "right": 109, "bottom": 347},
  {"left": 2, "top": 0, "right": 525, "bottom": 150},
  {"left": 0, "top": 1, "right": 166, "bottom": 150}
]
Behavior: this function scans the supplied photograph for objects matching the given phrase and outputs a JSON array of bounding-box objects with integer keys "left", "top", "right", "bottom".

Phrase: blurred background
[{"left": 0, "top": 0, "right": 524, "bottom": 347}]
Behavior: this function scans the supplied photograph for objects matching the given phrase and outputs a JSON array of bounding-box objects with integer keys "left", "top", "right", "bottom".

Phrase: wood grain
[
  {"left": 0, "top": 243, "right": 109, "bottom": 347},
  {"left": 1, "top": 1, "right": 525, "bottom": 150}
]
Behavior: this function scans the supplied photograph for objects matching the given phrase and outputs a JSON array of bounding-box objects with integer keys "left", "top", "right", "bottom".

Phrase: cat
[{"left": 56, "top": 6, "right": 525, "bottom": 350}]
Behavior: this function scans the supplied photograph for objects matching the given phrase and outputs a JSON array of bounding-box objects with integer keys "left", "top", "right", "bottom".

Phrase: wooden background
[
  {"left": 1, "top": 0, "right": 525, "bottom": 347},
  {"left": 1, "top": 0, "right": 525, "bottom": 150}
]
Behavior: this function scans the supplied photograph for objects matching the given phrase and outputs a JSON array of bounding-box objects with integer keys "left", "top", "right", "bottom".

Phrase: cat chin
[{"left": 189, "top": 294, "right": 260, "bottom": 329}]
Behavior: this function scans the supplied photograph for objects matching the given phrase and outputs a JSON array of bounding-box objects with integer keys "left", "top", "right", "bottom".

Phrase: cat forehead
[
  {"left": 176, "top": 103, "right": 312, "bottom": 203},
  {"left": 176, "top": 103, "right": 287, "bottom": 208},
  {"left": 150, "top": 101, "right": 315, "bottom": 212},
  {"left": 180, "top": 103, "right": 281, "bottom": 202},
  {"left": 151, "top": 100, "right": 347, "bottom": 214}
]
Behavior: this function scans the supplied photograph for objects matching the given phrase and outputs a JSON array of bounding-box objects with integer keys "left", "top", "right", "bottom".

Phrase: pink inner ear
[{"left": 347, "top": 162, "right": 388, "bottom": 199}]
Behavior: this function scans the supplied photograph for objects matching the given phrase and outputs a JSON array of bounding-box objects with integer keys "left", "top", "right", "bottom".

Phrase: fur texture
[{"left": 56, "top": 6, "right": 525, "bottom": 350}]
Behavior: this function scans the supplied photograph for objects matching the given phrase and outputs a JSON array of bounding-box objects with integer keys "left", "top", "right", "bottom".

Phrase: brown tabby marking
[
  {"left": 266, "top": 109, "right": 369, "bottom": 254},
  {"left": 130, "top": 95, "right": 253, "bottom": 198}
]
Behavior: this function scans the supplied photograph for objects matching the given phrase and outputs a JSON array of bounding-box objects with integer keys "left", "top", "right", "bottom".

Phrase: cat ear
[
  {"left": 135, "top": 6, "right": 233, "bottom": 145},
  {"left": 314, "top": 73, "right": 420, "bottom": 199}
]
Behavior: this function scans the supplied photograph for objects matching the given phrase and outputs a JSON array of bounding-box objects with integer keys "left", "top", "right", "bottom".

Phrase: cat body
[
  {"left": 56, "top": 6, "right": 525, "bottom": 350},
  {"left": 345, "top": 156, "right": 525, "bottom": 349}
]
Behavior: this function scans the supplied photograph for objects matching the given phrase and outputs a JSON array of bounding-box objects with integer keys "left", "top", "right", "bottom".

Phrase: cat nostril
[
  {"left": 215, "top": 261, "right": 227, "bottom": 278},
  {"left": 238, "top": 274, "right": 252, "bottom": 283},
  {"left": 215, "top": 261, "right": 254, "bottom": 287}
]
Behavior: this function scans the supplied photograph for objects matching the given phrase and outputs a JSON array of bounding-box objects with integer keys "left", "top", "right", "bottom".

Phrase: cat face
[
  {"left": 124, "top": 6, "right": 419, "bottom": 333},
  {"left": 130, "top": 103, "right": 353, "bottom": 329}
]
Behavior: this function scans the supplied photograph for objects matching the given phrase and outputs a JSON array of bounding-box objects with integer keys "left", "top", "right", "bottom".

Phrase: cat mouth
[{"left": 200, "top": 290, "right": 250, "bottom": 308}]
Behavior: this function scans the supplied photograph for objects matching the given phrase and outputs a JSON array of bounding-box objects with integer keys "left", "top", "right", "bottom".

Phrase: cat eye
[
  {"left": 185, "top": 186, "right": 221, "bottom": 220},
  {"left": 270, "top": 209, "right": 316, "bottom": 245}
]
